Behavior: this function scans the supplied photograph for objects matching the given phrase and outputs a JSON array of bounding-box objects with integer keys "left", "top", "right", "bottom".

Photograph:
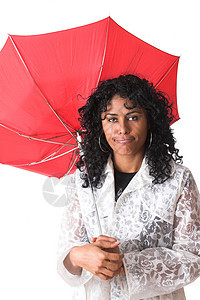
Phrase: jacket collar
[
  {"left": 101, "top": 155, "right": 176, "bottom": 195},
  {"left": 100, "top": 155, "right": 152, "bottom": 197}
]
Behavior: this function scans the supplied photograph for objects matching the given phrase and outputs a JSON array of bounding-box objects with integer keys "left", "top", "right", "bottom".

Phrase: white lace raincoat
[{"left": 57, "top": 157, "right": 200, "bottom": 300}]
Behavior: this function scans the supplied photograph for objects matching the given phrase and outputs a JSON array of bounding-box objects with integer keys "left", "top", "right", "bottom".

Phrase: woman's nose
[{"left": 118, "top": 119, "right": 130, "bottom": 134}]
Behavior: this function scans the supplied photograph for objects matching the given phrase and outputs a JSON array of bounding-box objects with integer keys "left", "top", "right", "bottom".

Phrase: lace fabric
[{"left": 57, "top": 157, "right": 200, "bottom": 300}]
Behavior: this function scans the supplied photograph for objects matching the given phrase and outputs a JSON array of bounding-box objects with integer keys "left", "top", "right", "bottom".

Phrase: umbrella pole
[
  {"left": 77, "top": 133, "right": 129, "bottom": 299},
  {"left": 77, "top": 133, "right": 103, "bottom": 236}
]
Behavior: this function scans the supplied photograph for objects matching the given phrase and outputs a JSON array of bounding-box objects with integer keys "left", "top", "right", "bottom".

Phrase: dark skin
[
  {"left": 101, "top": 95, "right": 149, "bottom": 172},
  {"left": 64, "top": 236, "right": 125, "bottom": 280},
  {"left": 64, "top": 95, "right": 149, "bottom": 280}
]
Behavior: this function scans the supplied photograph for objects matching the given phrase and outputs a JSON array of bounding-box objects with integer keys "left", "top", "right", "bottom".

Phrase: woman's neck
[{"left": 113, "top": 152, "right": 145, "bottom": 173}]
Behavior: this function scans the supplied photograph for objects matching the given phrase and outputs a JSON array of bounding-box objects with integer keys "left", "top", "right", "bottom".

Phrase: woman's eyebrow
[
  {"left": 103, "top": 113, "right": 118, "bottom": 117},
  {"left": 126, "top": 110, "right": 143, "bottom": 115},
  {"left": 104, "top": 109, "right": 143, "bottom": 116}
]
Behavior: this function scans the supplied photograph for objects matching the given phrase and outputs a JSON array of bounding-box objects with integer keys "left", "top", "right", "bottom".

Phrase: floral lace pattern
[{"left": 57, "top": 157, "right": 200, "bottom": 300}]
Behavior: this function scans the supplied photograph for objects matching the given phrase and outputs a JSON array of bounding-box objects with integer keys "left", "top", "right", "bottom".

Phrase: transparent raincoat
[{"left": 57, "top": 157, "right": 200, "bottom": 300}]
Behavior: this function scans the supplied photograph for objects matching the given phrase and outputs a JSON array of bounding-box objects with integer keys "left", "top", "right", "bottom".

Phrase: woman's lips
[{"left": 113, "top": 138, "right": 135, "bottom": 143}]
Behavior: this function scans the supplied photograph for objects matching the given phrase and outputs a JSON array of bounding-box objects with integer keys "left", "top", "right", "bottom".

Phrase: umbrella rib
[
  {"left": 0, "top": 123, "right": 76, "bottom": 146},
  {"left": 40, "top": 143, "right": 68, "bottom": 160},
  {"left": 8, "top": 35, "right": 78, "bottom": 142},
  {"left": 96, "top": 16, "right": 110, "bottom": 87},
  {"left": 155, "top": 57, "right": 179, "bottom": 89},
  {"left": 12, "top": 146, "right": 79, "bottom": 167}
]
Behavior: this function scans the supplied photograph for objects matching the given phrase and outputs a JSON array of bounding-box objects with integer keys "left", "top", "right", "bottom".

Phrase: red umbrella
[{"left": 0, "top": 17, "right": 179, "bottom": 178}]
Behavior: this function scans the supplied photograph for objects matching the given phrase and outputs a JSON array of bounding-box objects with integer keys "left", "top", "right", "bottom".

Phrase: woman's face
[{"left": 101, "top": 95, "right": 149, "bottom": 159}]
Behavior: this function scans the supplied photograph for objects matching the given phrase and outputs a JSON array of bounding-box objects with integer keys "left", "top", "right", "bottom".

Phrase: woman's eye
[
  {"left": 108, "top": 118, "right": 118, "bottom": 122},
  {"left": 128, "top": 116, "right": 138, "bottom": 121}
]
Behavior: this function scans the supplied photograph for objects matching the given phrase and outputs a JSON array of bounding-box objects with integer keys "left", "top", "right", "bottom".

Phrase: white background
[{"left": 0, "top": 0, "right": 199, "bottom": 299}]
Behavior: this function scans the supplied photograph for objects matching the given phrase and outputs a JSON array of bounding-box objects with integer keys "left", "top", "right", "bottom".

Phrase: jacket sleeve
[
  {"left": 57, "top": 173, "right": 93, "bottom": 287},
  {"left": 123, "top": 169, "right": 200, "bottom": 299}
]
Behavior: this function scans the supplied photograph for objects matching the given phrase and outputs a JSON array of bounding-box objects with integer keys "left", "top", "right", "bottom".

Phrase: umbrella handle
[
  {"left": 88, "top": 183, "right": 103, "bottom": 235},
  {"left": 77, "top": 132, "right": 103, "bottom": 235}
]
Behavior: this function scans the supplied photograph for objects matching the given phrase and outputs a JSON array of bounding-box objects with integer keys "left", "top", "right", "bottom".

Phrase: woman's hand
[
  {"left": 64, "top": 238, "right": 124, "bottom": 280},
  {"left": 91, "top": 235, "right": 120, "bottom": 253},
  {"left": 91, "top": 235, "right": 125, "bottom": 274}
]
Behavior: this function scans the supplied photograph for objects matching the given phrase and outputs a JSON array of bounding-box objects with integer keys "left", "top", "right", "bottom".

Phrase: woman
[{"left": 57, "top": 75, "right": 200, "bottom": 299}]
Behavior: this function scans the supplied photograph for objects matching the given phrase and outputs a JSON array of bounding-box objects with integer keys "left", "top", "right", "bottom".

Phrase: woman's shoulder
[
  {"left": 140, "top": 162, "right": 198, "bottom": 223},
  {"left": 168, "top": 161, "right": 200, "bottom": 200},
  {"left": 172, "top": 161, "right": 196, "bottom": 184}
]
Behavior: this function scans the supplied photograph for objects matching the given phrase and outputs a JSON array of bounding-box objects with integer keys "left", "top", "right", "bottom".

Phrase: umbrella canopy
[{"left": 0, "top": 17, "right": 179, "bottom": 178}]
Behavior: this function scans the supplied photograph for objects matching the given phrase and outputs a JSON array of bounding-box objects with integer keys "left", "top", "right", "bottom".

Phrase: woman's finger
[
  {"left": 96, "top": 235, "right": 118, "bottom": 242},
  {"left": 91, "top": 237, "right": 97, "bottom": 242},
  {"left": 104, "top": 259, "right": 123, "bottom": 272},
  {"left": 97, "top": 264, "right": 125, "bottom": 279},
  {"left": 99, "top": 267, "right": 119, "bottom": 278},
  {"left": 94, "top": 239, "right": 120, "bottom": 249}
]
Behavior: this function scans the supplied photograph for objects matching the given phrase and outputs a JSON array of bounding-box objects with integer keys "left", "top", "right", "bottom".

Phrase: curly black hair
[{"left": 77, "top": 74, "right": 182, "bottom": 188}]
